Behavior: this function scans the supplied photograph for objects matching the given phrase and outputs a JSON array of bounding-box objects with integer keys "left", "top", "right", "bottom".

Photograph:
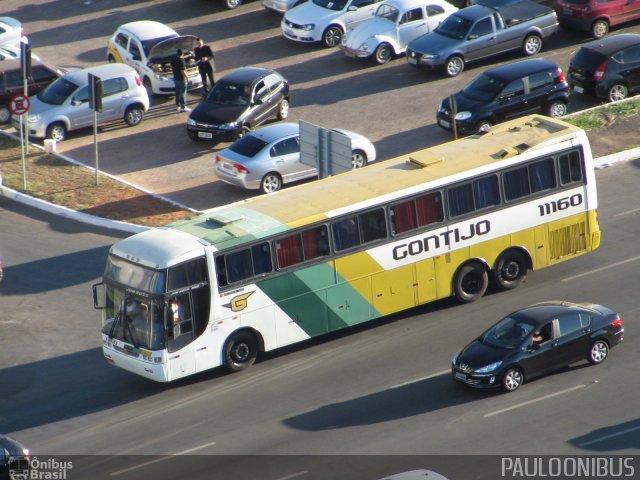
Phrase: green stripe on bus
[{"left": 258, "top": 262, "right": 380, "bottom": 337}]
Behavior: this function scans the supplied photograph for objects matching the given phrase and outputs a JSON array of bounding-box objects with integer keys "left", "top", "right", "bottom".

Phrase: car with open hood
[
  {"left": 0, "top": 17, "right": 27, "bottom": 48},
  {"left": 340, "top": 0, "right": 458, "bottom": 64},
  {"left": 107, "top": 21, "right": 202, "bottom": 96}
]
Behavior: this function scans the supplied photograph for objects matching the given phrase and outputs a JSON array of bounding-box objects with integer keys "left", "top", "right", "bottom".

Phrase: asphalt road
[
  {"left": 2, "top": 0, "right": 633, "bottom": 211},
  {"left": 2, "top": 160, "right": 639, "bottom": 478}
]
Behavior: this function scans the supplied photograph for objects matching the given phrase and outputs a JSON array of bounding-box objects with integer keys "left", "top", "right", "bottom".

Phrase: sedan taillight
[
  {"left": 594, "top": 61, "right": 607, "bottom": 82},
  {"left": 234, "top": 163, "right": 250, "bottom": 174},
  {"left": 611, "top": 316, "right": 623, "bottom": 328},
  {"left": 557, "top": 67, "right": 566, "bottom": 85}
]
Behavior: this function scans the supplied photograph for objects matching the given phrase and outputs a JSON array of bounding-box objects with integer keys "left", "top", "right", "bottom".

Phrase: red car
[{"left": 556, "top": 0, "right": 640, "bottom": 38}]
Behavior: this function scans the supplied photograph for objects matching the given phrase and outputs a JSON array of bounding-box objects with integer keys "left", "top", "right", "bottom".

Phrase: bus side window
[
  {"left": 168, "top": 294, "right": 194, "bottom": 352},
  {"left": 359, "top": 208, "right": 386, "bottom": 243},
  {"left": 332, "top": 217, "right": 360, "bottom": 252},
  {"left": 529, "top": 158, "right": 556, "bottom": 193},
  {"left": 252, "top": 242, "right": 272, "bottom": 275},
  {"left": 215, "top": 256, "right": 228, "bottom": 287},
  {"left": 416, "top": 191, "right": 443, "bottom": 226},
  {"left": 448, "top": 182, "right": 474, "bottom": 217},
  {"left": 503, "top": 166, "right": 530, "bottom": 201},
  {"left": 559, "top": 150, "right": 583, "bottom": 185}
]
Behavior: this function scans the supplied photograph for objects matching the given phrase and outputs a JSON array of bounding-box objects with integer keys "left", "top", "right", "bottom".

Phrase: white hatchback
[
  {"left": 340, "top": 0, "right": 457, "bottom": 64},
  {"left": 107, "top": 21, "right": 202, "bottom": 96},
  {"left": 282, "top": 0, "right": 383, "bottom": 47}
]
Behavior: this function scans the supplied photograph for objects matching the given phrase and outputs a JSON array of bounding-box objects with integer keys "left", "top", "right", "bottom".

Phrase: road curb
[{"left": 1, "top": 133, "right": 638, "bottom": 234}]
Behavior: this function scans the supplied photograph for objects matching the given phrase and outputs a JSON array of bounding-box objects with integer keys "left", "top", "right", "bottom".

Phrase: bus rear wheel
[
  {"left": 493, "top": 251, "right": 527, "bottom": 291},
  {"left": 224, "top": 331, "right": 258, "bottom": 372},
  {"left": 453, "top": 262, "right": 488, "bottom": 303}
]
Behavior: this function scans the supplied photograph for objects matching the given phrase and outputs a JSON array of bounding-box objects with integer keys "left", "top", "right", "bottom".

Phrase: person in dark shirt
[
  {"left": 171, "top": 48, "right": 190, "bottom": 112},
  {"left": 194, "top": 38, "right": 215, "bottom": 96}
]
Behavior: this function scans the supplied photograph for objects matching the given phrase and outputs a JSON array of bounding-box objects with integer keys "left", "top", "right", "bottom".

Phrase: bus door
[{"left": 167, "top": 292, "right": 196, "bottom": 379}]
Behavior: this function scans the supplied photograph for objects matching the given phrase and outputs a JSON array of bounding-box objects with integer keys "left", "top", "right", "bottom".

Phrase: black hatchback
[
  {"left": 452, "top": 301, "right": 624, "bottom": 392},
  {"left": 568, "top": 33, "right": 640, "bottom": 103},
  {"left": 186, "top": 67, "right": 290, "bottom": 142},
  {"left": 436, "top": 58, "right": 569, "bottom": 136}
]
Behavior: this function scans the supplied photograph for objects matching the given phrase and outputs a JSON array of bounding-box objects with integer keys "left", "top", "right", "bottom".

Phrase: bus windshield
[{"left": 104, "top": 254, "right": 166, "bottom": 294}]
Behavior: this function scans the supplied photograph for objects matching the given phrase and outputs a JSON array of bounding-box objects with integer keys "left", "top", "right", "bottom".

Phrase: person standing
[
  {"left": 171, "top": 48, "right": 190, "bottom": 112},
  {"left": 194, "top": 37, "right": 215, "bottom": 96}
]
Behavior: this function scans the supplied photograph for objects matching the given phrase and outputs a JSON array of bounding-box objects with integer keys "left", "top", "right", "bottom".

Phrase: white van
[{"left": 13, "top": 63, "right": 149, "bottom": 142}]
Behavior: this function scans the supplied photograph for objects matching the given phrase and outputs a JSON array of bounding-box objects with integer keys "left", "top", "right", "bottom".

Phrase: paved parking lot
[{"left": 2, "top": 0, "right": 627, "bottom": 210}]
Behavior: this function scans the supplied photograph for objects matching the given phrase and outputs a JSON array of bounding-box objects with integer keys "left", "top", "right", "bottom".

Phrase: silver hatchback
[
  {"left": 214, "top": 122, "right": 377, "bottom": 193},
  {"left": 12, "top": 63, "right": 149, "bottom": 142}
]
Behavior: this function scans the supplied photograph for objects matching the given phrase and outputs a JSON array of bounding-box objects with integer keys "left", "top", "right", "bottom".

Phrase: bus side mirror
[{"left": 92, "top": 282, "right": 106, "bottom": 309}]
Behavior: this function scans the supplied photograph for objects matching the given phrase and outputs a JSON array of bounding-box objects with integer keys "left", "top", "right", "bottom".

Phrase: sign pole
[
  {"left": 88, "top": 73, "right": 103, "bottom": 186},
  {"left": 9, "top": 94, "right": 31, "bottom": 191},
  {"left": 94, "top": 110, "right": 99, "bottom": 185}
]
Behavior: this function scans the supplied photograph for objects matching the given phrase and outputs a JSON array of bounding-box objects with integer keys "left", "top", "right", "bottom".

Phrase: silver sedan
[{"left": 214, "top": 122, "right": 377, "bottom": 193}]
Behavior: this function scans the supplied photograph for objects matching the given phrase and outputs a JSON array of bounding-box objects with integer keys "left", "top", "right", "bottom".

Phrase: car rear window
[
  {"left": 229, "top": 134, "right": 269, "bottom": 157},
  {"left": 571, "top": 47, "right": 606, "bottom": 69}
]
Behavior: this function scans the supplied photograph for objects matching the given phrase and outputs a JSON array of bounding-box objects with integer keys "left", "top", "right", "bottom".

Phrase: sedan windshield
[
  {"left": 37, "top": 78, "right": 79, "bottom": 105},
  {"left": 481, "top": 314, "right": 536, "bottom": 349},
  {"left": 229, "top": 134, "right": 270, "bottom": 157},
  {"left": 461, "top": 73, "right": 505, "bottom": 102},
  {"left": 313, "top": 0, "right": 349, "bottom": 11},
  {"left": 206, "top": 81, "right": 250, "bottom": 105},
  {"left": 436, "top": 14, "right": 473, "bottom": 40},
  {"left": 375, "top": 4, "right": 400, "bottom": 22}
]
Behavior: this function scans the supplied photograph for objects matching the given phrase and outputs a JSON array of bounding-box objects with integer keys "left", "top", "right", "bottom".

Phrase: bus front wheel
[
  {"left": 453, "top": 262, "right": 488, "bottom": 303},
  {"left": 224, "top": 331, "right": 258, "bottom": 372}
]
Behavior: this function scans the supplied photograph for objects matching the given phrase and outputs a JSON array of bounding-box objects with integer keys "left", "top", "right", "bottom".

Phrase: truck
[{"left": 405, "top": 0, "right": 559, "bottom": 76}]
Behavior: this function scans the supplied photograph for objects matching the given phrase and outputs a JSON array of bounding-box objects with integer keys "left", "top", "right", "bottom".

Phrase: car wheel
[
  {"left": 548, "top": 100, "right": 567, "bottom": 117},
  {"left": 225, "top": 0, "right": 242, "bottom": 8},
  {"left": 260, "top": 172, "right": 282, "bottom": 193},
  {"left": 107, "top": 54, "right": 116, "bottom": 63},
  {"left": 453, "top": 262, "right": 488, "bottom": 303},
  {"left": 46, "top": 123, "right": 66, "bottom": 142},
  {"left": 522, "top": 34, "right": 542, "bottom": 56},
  {"left": 373, "top": 43, "right": 392, "bottom": 65},
  {"left": 591, "top": 19, "right": 609, "bottom": 39},
  {"left": 588, "top": 339, "right": 609, "bottom": 365},
  {"left": 444, "top": 56, "right": 464, "bottom": 77},
  {"left": 0, "top": 106, "right": 10, "bottom": 124},
  {"left": 493, "top": 250, "right": 527, "bottom": 291},
  {"left": 277, "top": 98, "right": 289, "bottom": 120},
  {"left": 501, "top": 367, "right": 523, "bottom": 392},
  {"left": 351, "top": 149, "right": 367, "bottom": 169},
  {"left": 237, "top": 125, "right": 251, "bottom": 139},
  {"left": 607, "top": 83, "right": 628, "bottom": 102},
  {"left": 476, "top": 119, "right": 492, "bottom": 134},
  {"left": 322, "top": 26, "right": 343, "bottom": 48},
  {"left": 224, "top": 331, "right": 258, "bottom": 371},
  {"left": 124, "top": 105, "right": 144, "bottom": 126}
]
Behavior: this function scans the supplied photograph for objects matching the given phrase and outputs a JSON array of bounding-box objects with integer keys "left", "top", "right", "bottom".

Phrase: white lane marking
[
  {"left": 562, "top": 256, "right": 640, "bottom": 282},
  {"left": 275, "top": 471, "right": 309, "bottom": 480},
  {"left": 109, "top": 441, "right": 217, "bottom": 476},
  {"left": 390, "top": 369, "right": 450, "bottom": 389},
  {"left": 578, "top": 424, "right": 640, "bottom": 447},
  {"left": 614, "top": 208, "right": 640, "bottom": 217},
  {"left": 484, "top": 385, "right": 586, "bottom": 418}
]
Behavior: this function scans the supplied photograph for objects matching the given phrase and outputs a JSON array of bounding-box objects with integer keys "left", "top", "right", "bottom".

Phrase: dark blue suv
[{"left": 436, "top": 58, "right": 569, "bottom": 136}]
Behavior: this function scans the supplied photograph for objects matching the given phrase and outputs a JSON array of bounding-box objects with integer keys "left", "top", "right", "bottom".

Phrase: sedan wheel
[
  {"left": 548, "top": 101, "right": 567, "bottom": 117},
  {"left": 225, "top": 0, "right": 242, "bottom": 8},
  {"left": 322, "top": 26, "right": 343, "bottom": 48},
  {"left": 523, "top": 35, "right": 542, "bottom": 56},
  {"left": 374, "top": 43, "right": 392, "bottom": 65},
  {"left": 591, "top": 19, "right": 609, "bottom": 39},
  {"left": 445, "top": 56, "right": 464, "bottom": 77},
  {"left": 477, "top": 120, "right": 492, "bottom": 134},
  {"left": 502, "top": 367, "right": 523, "bottom": 392},
  {"left": 46, "top": 123, "right": 66, "bottom": 142},
  {"left": 351, "top": 149, "right": 367, "bottom": 169},
  {"left": 277, "top": 99, "right": 289, "bottom": 120},
  {"left": 237, "top": 126, "right": 251, "bottom": 139},
  {"left": 260, "top": 173, "right": 282, "bottom": 193},
  {"left": 124, "top": 105, "right": 144, "bottom": 126},
  {"left": 608, "top": 83, "right": 628, "bottom": 102},
  {"left": 0, "top": 106, "right": 10, "bottom": 124},
  {"left": 588, "top": 340, "right": 609, "bottom": 364}
]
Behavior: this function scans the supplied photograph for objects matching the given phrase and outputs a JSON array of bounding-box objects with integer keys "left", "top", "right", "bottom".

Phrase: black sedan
[
  {"left": 0, "top": 433, "right": 30, "bottom": 479},
  {"left": 452, "top": 301, "right": 624, "bottom": 392},
  {"left": 186, "top": 67, "right": 290, "bottom": 142}
]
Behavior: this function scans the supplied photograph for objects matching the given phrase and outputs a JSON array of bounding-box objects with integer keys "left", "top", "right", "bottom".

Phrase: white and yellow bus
[{"left": 94, "top": 115, "right": 600, "bottom": 382}]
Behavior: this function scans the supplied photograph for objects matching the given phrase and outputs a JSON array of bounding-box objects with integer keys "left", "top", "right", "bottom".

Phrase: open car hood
[{"left": 148, "top": 35, "right": 198, "bottom": 64}]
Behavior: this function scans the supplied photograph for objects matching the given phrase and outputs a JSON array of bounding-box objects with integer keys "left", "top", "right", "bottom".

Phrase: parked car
[
  {"left": 556, "top": 0, "right": 640, "bottom": 39},
  {"left": 0, "top": 433, "right": 30, "bottom": 480},
  {"left": 452, "top": 301, "right": 624, "bottom": 392},
  {"left": 340, "top": 0, "right": 458, "bottom": 64},
  {"left": 214, "top": 122, "right": 377, "bottom": 193},
  {"left": 282, "top": 0, "right": 384, "bottom": 47},
  {"left": 568, "top": 33, "right": 640, "bottom": 103},
  {"left": 12, "top": 63, "right": 149, "bottom": 142},
  {"left": 406, "top": 0, "right": 559, "bottom": 76},
  {"left": 0, "top": 57, "right": 64, "bottom": 123},
  {"left": 107, "top": 21, "right": 202, "bottom": 96},
  {"left": 263, "top": 0, "right": 308, "bottom": 14},
  {"left": 187, "top": 67, "right": 290, "bottom": 143},
  {"left": 0, "top": 17, "right": 27, "bottom": 48},
  {"left": 436, "top": 58, "right": 568, "bottom": 135}
]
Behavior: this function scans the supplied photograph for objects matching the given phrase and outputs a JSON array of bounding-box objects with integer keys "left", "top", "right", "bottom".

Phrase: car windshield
[
  {"left": 37, "top": 77, "right": 79, "bottom": 105},
  {"left": 313, "top": 0, "right": 349, "bottom": 11},
  {"left": 229, "top": 134, "right": 270, "bottom": 157},
  {"left": 205, "top": 81, "right": 250, "bottom": 105},
  {"left": 141, "top": 35, "right": 177, "bottom": 56},
  {"left": 481, "top": 314, "right": 536, "bottom": 350},
  {"left": 435, "top": 14, "right": 473, "bottom": 40},
  {"left": 375, "top": 4, "right": 400, "bottom": 22},
  {"left": 461, "top": 72, "right": 505, "bottom": 101}
]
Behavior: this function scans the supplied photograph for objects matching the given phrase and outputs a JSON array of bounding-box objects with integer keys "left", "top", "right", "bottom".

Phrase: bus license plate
[
  {"left": 573, "top": 86, "right": 584, "bottom": 94},
  {"left": 455, "top": 372, "right": 467, "bottom": 381},
  {"left": 198, "top": 132, "right": 213, "bottom": 139}
]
